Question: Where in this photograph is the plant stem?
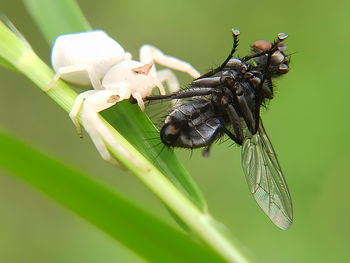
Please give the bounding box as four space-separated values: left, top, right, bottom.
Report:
103 120 250 263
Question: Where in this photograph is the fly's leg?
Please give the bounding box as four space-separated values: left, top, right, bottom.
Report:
236 91 257 134
198 28 240 79
192 73 236 87
202 144 213 158
145 87 214 101
224 76 258 135
225 104 244 145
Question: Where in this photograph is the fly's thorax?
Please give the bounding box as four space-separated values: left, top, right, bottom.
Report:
226 58 250 74
226 58 242 70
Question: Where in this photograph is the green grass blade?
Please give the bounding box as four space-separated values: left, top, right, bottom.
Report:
23 0 207 212
0 129 224 263
0 56 16 70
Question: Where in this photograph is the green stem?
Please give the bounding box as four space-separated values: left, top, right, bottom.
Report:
103 120 250 263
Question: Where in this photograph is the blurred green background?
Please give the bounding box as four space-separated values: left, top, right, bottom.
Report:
1 0 350 262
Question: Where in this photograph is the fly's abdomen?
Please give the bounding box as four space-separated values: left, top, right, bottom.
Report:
160 100 222 148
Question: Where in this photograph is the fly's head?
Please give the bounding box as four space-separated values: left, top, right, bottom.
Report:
252 33 290 78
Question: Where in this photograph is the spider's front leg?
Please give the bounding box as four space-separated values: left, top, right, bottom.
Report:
69 88 147 170
156 69 181 94
69 90 98 137
139 45 200 93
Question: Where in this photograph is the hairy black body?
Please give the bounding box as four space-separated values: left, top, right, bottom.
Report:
148 30 289 152
145 29 293 230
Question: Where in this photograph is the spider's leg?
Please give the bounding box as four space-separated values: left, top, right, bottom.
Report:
45 64 102 92
130 92 145 111
71 88 148 170
139 45 200 78
69 90 98 137
151 69 181 106
156 69 180 93
71 90 123 163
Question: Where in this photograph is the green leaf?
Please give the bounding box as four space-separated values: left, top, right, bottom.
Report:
0 129 224 263
0 56 16 71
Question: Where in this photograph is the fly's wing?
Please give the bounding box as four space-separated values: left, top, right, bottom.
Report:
241 119 293 230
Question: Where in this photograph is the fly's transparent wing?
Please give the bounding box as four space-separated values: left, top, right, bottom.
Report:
241 119 293 230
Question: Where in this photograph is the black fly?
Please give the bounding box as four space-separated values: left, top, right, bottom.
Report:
145 29 293 230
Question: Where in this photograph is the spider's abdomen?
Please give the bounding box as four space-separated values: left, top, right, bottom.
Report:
160 100 222 148
51 30 126 85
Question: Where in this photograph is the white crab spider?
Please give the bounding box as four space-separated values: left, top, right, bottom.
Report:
47 30 200 164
